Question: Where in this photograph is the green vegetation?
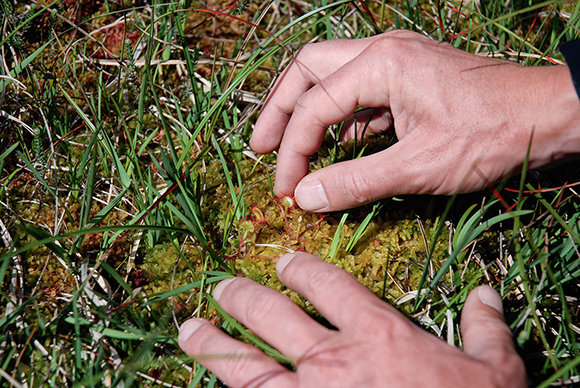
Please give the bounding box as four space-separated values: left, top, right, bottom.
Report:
0 0 579 386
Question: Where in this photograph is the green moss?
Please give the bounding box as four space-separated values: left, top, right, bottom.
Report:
141 241 201 314
226 189 458 317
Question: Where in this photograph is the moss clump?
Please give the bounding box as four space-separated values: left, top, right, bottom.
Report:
228 191 459 317
141 241 201 316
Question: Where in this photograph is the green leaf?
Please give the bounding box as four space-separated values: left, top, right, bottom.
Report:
327 213 348 261
0 41 50 91
64 317 174 342
59 88 131 189
141 275 232 307
345 203 381 253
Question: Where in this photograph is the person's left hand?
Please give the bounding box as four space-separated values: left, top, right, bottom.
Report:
178 252 526 388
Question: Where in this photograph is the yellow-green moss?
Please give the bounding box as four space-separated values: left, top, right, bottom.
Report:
228 191 456 316
141 241 201 315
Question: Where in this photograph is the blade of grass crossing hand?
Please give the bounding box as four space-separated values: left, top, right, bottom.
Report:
206 294 292 365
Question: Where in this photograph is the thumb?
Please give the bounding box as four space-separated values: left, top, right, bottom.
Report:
293 138 430 212
461 286 527 386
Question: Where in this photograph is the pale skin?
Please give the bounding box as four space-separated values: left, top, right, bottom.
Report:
178 30 580 387
252 30 580 212
179 252 527 387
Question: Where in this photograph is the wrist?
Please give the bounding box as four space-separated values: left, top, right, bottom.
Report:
525 65 580 168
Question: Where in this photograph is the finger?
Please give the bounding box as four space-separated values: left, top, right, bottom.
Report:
276 252 396 329
460 286 527 386
293 132 443 212
273 42 393 197
251 37 380 154
212 277 333 360
178 318 296 388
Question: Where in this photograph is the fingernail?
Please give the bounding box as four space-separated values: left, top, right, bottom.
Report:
295 179 329 211
478 286 504 315
179 318 204 343
213 278 236 302
277 253 296 273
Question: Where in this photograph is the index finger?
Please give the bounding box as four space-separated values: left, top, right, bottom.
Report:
273 42 392 196
251 37 379 154
276 252 399 329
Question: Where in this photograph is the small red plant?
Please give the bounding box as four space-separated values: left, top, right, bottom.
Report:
41 285 60 301
246 205 269 240
273 194 298 235
94 22 140 59
129 269 150 288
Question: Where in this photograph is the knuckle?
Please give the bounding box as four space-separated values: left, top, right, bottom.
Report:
296 40 331 59
294 42 318 64
294 93 328 130
364 40 406 84
382 29 428 46
361 306 413 339
384 29 417 39
337 170 376 206
219 352 258 384
490 350 527 388
294 93 310 111
306 265 345 296
243 288 278 327
189 322 219 354
294 42 310 58
371 31 436 74
273 99 293 116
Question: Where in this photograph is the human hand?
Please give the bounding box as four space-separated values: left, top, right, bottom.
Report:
178 252 526 388
251 30 580 212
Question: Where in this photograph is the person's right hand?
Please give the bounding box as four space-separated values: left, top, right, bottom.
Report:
251 30 580 212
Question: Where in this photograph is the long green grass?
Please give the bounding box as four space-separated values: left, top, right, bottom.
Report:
1 0 579 386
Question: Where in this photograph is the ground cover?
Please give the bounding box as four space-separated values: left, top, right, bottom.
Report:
0 0 579 386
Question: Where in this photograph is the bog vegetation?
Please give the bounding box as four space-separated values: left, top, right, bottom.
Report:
0 0 579 386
